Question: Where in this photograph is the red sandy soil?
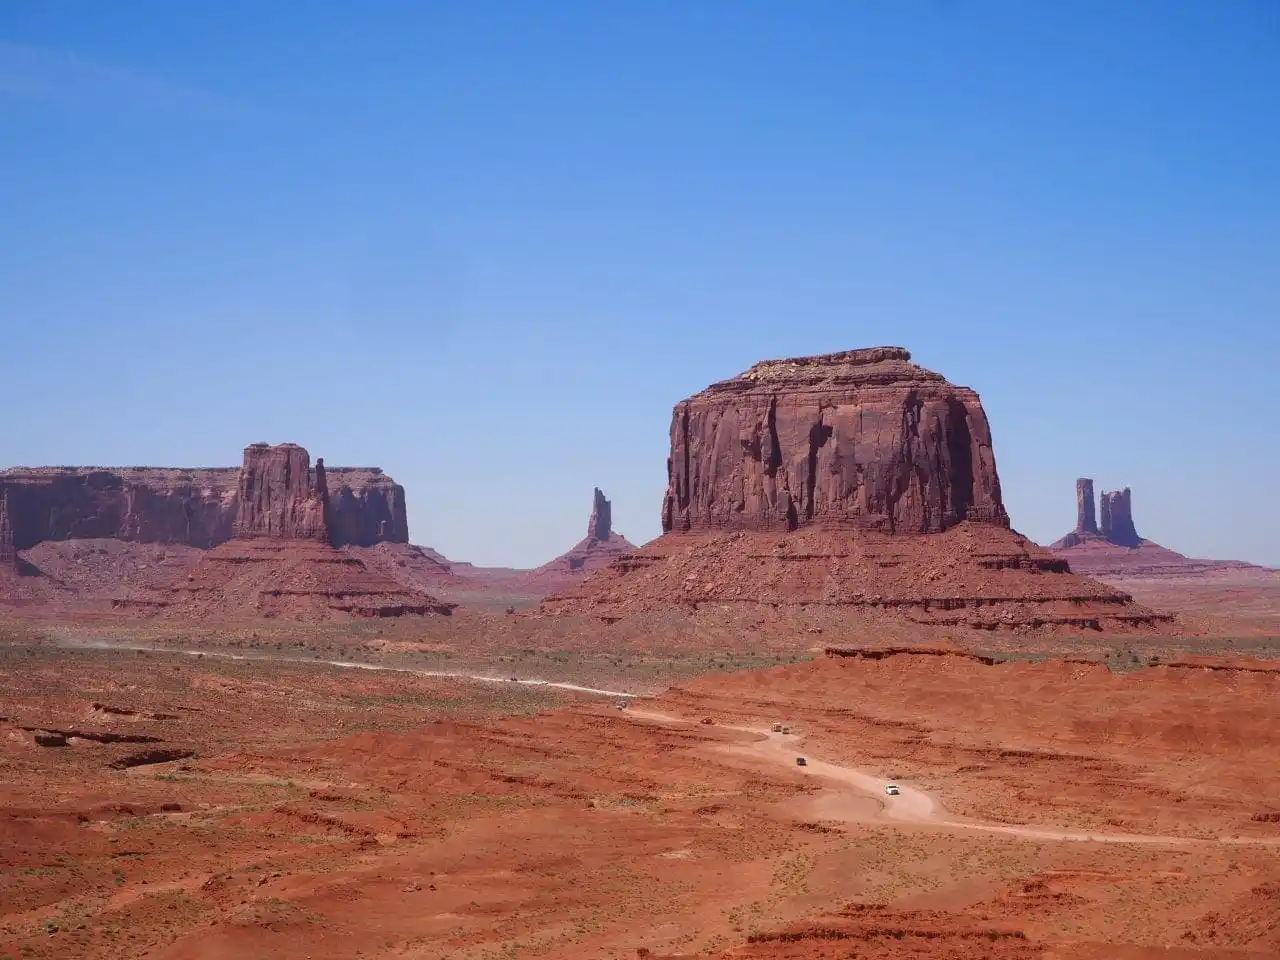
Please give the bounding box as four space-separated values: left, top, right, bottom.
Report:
2 636 1277 959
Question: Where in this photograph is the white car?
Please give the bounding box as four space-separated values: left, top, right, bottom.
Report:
885 783 901 796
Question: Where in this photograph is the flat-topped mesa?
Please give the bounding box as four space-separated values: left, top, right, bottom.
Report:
1100 487 1140 547
0 491 16 571
0 463 408 548
1076 478 1098 535
587 487 612 542
232 443 330 542
662 346 1008 535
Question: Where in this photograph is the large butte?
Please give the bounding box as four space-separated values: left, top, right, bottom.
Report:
543 347 1170 635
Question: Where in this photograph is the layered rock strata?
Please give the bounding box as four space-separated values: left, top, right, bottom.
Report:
0 462 407 550
114 443 451 621
546 348 1170 634
662 347 1008 535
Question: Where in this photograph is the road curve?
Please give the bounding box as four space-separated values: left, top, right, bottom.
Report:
45 640 1280 849
622 707 1280 848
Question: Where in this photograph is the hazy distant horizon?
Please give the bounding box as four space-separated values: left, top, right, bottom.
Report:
3 2 1277 566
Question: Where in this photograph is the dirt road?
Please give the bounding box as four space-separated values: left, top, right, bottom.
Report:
623 707 1279 848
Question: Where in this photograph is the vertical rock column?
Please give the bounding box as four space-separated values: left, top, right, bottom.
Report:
587 487 612 542
1100 487 1140 547
1075 478 1098 535
0 491 16 571
232 443 331 542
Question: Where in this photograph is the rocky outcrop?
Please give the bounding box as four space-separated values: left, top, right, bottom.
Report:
545 348 1171 635
661 347 1008 535
1100 488 1140 547
1049 480 1269 577
587 488 612 543
1076 478 1098 536
527 488 637 584
0 461 408 549
0 490 15 571
102 442 452 621
1052 480 1142 551
233 443 329 541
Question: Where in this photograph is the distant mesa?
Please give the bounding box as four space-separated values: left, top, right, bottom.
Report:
1050 478 1266 578
545 348 1169 635
0 456 406 551
106 442 454 621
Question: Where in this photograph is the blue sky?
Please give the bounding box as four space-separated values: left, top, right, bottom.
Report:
2 1 1278 566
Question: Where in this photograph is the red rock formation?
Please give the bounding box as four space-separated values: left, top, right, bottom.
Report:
0 463 408 550
587 487 611 542
111 443 452 621
1050 480 1267 578
546 348 1170 635
1100 487 1140 547
0 490 16 572
528 488 637 583
118 538 455 621
232 443 329 541
1076 478 1098 536
661 347 1007 535
541 523 1169 633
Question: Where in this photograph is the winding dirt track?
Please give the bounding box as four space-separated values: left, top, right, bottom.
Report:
51 640 1280 849
623 707 1280 848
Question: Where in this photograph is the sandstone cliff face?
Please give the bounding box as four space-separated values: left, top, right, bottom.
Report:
1100 488 1140 547
546 348 1170 635
233 443 329 541
0 463 408 549
112 443 451 621
0 491 15 571
661 347 1007 535
1076 478 1098 535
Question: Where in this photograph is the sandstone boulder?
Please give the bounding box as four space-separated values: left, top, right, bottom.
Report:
661 347 1007 535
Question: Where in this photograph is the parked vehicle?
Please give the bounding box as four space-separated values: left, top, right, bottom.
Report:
795 757 808 767
885 783 901 796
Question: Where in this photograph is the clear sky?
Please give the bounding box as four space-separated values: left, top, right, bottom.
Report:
2 1 1278 567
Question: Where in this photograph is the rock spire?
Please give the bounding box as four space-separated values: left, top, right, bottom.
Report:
1100 487 1140 547
1075 478 1098 535
587 488 612 542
